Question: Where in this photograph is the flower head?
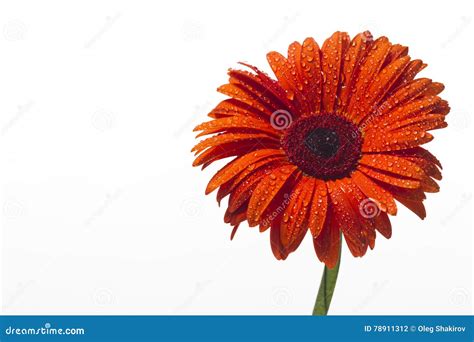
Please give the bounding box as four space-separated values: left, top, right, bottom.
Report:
192 31 449 268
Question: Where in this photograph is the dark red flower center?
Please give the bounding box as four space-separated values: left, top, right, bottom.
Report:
281 114 363 180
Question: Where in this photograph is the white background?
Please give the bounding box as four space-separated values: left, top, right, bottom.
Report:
0 0 472 315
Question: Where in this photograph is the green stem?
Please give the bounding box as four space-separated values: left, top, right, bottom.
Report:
312 240 342 316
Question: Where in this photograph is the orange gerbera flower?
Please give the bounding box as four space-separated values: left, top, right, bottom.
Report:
192 31 449 269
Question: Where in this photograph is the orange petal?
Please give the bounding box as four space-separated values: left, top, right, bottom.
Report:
377 94 448 126
228 171 266 213
313 203 340 269
362 78 433 129
347 37 392 120
329 180 368 257
385 114 447 133
351 170 397 215
217 84 272 115
267 170 305 260
224 204 247 226
259 170 301 232
307 180 328 238
238 62 296 114
266 48 309 114
270 216 287 260
367 180 427 219
339 179 376 252
421 82 445 97
217 157 286 203
386 78 433 108
359 154 426 180
228 161 288 213
383 148 442 179
420 176 440 193
266 51 297 99
391 147 442 168
338 31 373 115
374 211 392 239
383 44 408 67
228 68 292 113
402 157 442 180
389 59 426 92
357 165 420 189
344 178 392 239
286 224 309 255
362 129 434 153
396 197 426 219
205 149 283 194
209 99 266 119
354 56 411 124
192 133 278 154
280 176 315 247
300 37 323 114
372 181 426 201
230 223 240 240
193 140 279 168
287 42 313 115
247 165 298 226
194 116 279 139
321 31 350 113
